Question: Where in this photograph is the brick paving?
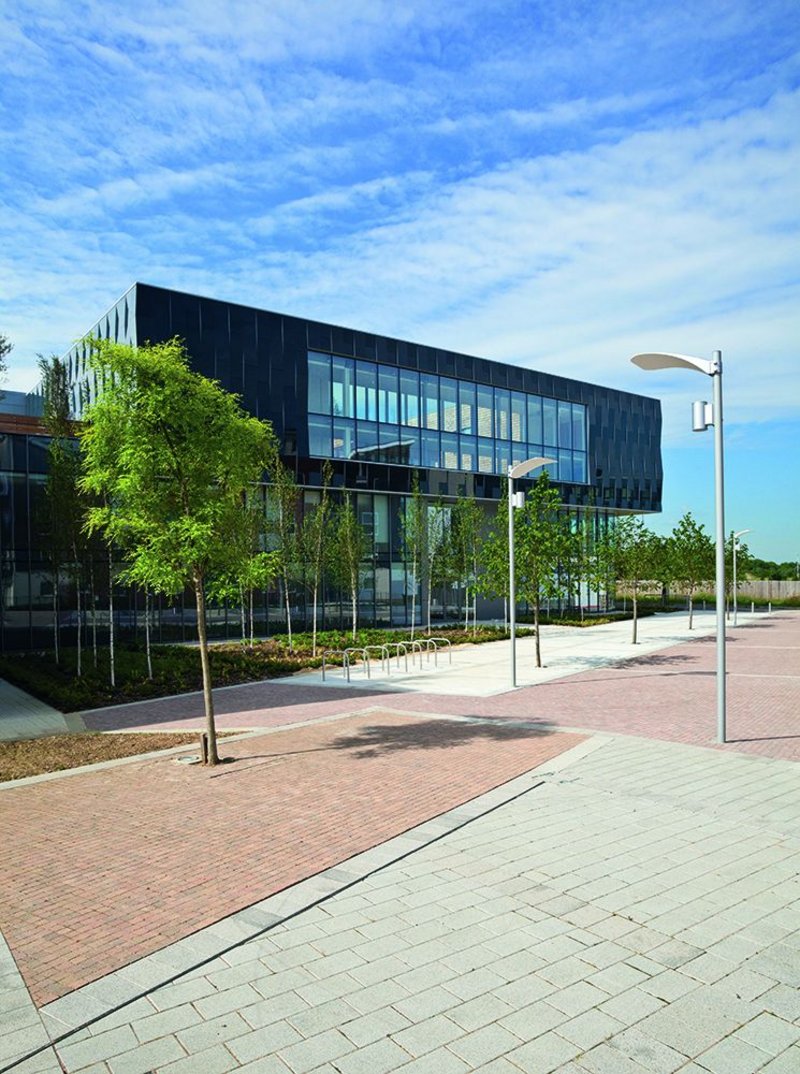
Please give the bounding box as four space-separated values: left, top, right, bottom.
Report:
0 712 581 1007
83 614 800 760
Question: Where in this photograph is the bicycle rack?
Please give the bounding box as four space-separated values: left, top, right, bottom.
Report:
323 637 450 681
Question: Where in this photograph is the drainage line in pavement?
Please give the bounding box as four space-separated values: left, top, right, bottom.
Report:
3 778 546 1074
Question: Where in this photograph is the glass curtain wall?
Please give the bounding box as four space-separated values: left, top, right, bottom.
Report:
307 352 588 482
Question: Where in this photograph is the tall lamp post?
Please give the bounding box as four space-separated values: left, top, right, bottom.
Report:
732 528 751 627
509 456 554 688
630 350 727 744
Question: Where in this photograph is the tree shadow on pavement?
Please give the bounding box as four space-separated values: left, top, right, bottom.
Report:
610 653 697 669
328 718 553 759
208 718 554 774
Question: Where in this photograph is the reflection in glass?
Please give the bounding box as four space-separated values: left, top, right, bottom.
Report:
440 378 458 433
477 386 493 437
400 369 419 427
511 392 526 442
558 401 572 449
460 435 476 471
332 418 355 458
308 416 331 457
421 374 439 430
378 367 398 423
542 398 557 446
441 432 458 469
478 437 494 473
421 429 439 467
494 389 510 441
459 382 475 434
308 352 331 414
356 362 377 421
572 403 586 450
332 357 354 418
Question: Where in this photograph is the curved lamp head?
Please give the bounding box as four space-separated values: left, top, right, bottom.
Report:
631 352 717 376
509 456 555 480
734 528 752 541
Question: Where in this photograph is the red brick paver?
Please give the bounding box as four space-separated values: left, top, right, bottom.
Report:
0 713 581 1006
83 615 800 760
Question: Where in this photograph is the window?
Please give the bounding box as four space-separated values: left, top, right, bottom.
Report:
494 389 510 440
510 392 526 442
572 403 586 451
308 352 331 414
332 357 354 418
332 418 355 458
459 382 476 434
421 429 439 467
420 374 439 430
542 398 557 447
400 369 419 426
477 386 493 437
378 366 398 423
308 416 331 456
440 378 458 433
478 438 494 473
460 435 476 471
558 401 572 448
441 432 458 470
355 361 377 421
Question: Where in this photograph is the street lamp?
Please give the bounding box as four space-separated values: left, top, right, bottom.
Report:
631 350 727 744
732 528 751 627
508 456 554 687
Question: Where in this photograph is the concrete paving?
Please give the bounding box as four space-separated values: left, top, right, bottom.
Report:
10 732 799 1074
283 609 769 695
0 677 81 741
1 609 797 1074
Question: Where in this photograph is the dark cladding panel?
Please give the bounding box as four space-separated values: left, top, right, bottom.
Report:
332 326 355 357
307 321 332 352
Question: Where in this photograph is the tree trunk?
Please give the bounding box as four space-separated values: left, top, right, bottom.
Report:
108 546 115 687
239 584 246 642
351 573 358 642
74 555 82 679
312 581 318 657
632 588 638 644
52 566 60 665
534 597 542 668
145 589 153 680
283 574 293 651
90 558 98 669
249 588 255 648
410 555 417 641
688 593 694 631
194 572 219 765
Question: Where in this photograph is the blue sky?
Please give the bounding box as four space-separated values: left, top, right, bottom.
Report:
1 0 798 561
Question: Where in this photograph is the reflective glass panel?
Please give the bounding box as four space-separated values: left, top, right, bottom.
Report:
399 369 419 426
459 382 476 434
332 418 355 458
421 429 440 467
421 374 439 430
460 435 476 471
378 366 399 423
356 361 377 421
308 352 331 414
542 398 557 446
511 392 526 442
477 386 493 437
356 421 379 457
495 441 511 477
494 389 510 440
441 432 458 470
332 357 354 418
573 451 587 483
478 437 494 473
308 416 331 457
401 427 421 466
440 378 458 433
572 403 586 450
558 449 573 481
558 401 572 448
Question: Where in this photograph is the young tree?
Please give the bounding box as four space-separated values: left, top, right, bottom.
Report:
651 535 677 610
300 460 333 656
478 478 510 629
267 460 301 650
671 512 714 629
515 473 575 667
330 494 367 641
425 500 449 634
39 355 85 671
450 493 484 632
400 472 426 639
80 338 276 766
603 515 657 644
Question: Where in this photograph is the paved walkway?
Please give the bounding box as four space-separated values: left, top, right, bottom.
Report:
81 612 800 761
11 733 800 1074
0 678 77 741
1 611 798 1074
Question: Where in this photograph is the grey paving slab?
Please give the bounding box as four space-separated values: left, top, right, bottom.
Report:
17 731 800 1074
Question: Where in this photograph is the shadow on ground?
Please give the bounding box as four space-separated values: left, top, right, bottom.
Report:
209 718 554 775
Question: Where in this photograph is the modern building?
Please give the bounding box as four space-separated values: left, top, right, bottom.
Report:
0 283 662 650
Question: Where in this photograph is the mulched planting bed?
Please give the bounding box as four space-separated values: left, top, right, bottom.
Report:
0 731 236 782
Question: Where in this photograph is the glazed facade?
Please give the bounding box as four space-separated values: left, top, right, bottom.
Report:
0 283 662 650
